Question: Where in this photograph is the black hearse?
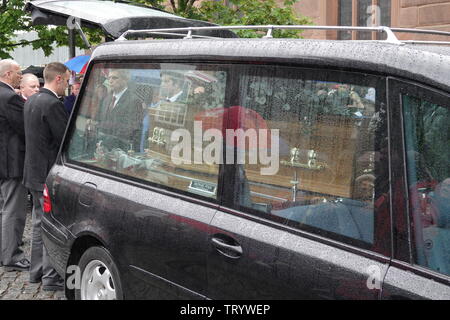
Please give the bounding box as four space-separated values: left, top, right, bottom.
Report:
36 18 450 299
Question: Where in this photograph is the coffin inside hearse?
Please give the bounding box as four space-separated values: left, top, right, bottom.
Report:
245 116 368 202
140 77 377 210
143 104 221 199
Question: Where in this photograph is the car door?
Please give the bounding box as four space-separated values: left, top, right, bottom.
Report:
97 179 218 300
55 166 217 300
381 78 450 299
61 61 232 299
206 64 391 299
208 208 390 299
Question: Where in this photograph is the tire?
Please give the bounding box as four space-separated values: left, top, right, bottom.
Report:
75 246 123 300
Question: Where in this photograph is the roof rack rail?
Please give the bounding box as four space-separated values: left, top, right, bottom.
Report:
116 25 450 45
402 40 450 45
390 28 450 46
116 25 402 43
391 27 450 37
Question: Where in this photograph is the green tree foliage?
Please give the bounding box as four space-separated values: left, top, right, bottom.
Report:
194 0 312 38
167 0 198 17
158 0 311 37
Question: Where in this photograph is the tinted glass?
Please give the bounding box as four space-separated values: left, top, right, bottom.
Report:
231 66 388 249
66 63 226 199
403 94 450 276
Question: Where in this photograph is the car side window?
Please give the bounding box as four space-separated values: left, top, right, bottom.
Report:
231 66 389 251
66 63 227 200
403 93 450 276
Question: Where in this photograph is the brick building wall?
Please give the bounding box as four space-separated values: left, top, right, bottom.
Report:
287 0 339 39
165 0 450 40
287 0 450 40
392 0 450 40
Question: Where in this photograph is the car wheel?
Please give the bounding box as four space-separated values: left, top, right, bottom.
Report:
75 246 123 300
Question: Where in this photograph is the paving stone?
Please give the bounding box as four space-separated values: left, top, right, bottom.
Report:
17 293 36 300
0 279 10 286
1 272 18 279
1 292 20 300
0 212 65 300
35 291 56 300
6 289 22 297
54 291 67 300
16 272 29 280
23 284 41 293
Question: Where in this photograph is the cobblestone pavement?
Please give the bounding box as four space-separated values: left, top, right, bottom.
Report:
0 210 66 300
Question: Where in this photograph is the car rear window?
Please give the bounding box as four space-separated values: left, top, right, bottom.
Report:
65 62 389 252
229 66 388 250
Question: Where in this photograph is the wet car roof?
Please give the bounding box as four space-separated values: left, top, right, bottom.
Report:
404 44 450 57
90 38 450 92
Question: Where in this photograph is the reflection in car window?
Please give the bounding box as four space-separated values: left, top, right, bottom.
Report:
232 67 387 249
403 94 450 276
67 63 227 200
66 62 390 250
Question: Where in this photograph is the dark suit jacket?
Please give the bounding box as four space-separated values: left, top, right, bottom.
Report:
0 81 25 179
63 94 76 116
97 88 143 151
23 88 68 191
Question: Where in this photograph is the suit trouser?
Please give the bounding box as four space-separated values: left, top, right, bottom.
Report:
29 190 62 285
0 178 27 266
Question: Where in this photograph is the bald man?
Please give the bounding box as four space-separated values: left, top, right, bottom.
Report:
20 73 40 101
0 59 30 272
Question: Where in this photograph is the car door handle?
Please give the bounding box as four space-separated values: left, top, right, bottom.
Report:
211 236 243 259
78 182 97 207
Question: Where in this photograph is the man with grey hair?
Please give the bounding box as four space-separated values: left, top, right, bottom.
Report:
20 73 40 101
0 59 30 272
98 68 143 151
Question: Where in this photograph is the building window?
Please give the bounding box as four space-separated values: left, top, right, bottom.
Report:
339 0 391 40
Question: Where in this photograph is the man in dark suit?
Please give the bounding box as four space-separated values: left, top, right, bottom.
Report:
63 78 81 115
23 62 70 291
98 69 143 152
0 59 30 272
139 71 187 152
